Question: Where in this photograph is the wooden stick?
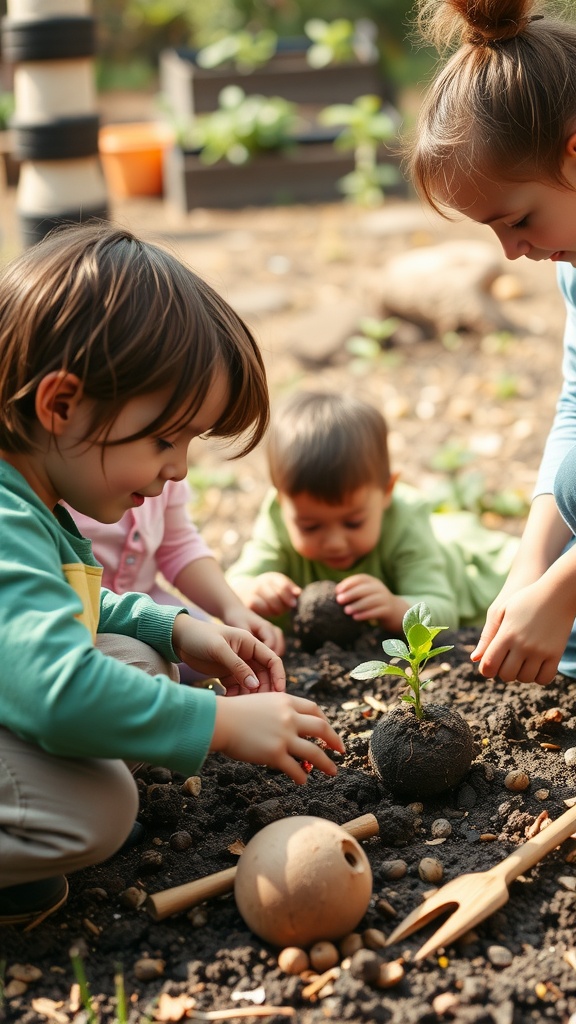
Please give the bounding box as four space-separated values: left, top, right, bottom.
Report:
146 812 378 921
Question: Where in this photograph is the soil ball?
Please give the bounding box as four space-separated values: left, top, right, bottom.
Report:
292 580 364 653
368 704 474 799
234 816 373 948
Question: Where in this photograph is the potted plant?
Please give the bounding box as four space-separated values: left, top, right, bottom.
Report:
163 85 373 211
158 20 388 121
350 602 474 799
0 91 19 189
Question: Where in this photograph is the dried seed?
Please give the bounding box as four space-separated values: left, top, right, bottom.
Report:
169 830 193 852
381 859 407 881
181 776 202 797
504 769 530 791
309 941 339 972
418 857 444 883
133 957 165 981
339 933 364 958
277 947 310 975
375 960 405 988
119 886 147 910
8 964 43 983
362 927 387 950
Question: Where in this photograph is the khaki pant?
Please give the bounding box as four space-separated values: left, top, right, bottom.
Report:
0 635 179 886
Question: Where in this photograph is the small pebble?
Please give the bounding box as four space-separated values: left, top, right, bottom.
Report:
309 941 339 972
433 991 460 1014
558 876 576 892
339 933 364 958
148 767 172 784
119 886 147 910
278 947 310 975
4 980 27 997
407 802 424 814
418 857 444 883
187 907 208 927
169 830 193 852
487 944 514 968
431 818 452 839
535 788 550 800
133 958 165 981
8 964 43 983
362 927 387 950
349 948 381 983
381 859 407 881
565 748 576 767
139 849 164 872
504 769 530 791
181 776 202 796
375 960 405 988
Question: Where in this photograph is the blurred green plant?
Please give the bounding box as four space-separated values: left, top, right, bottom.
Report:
195 28 278 71
318 94 399 205
177 84 298 163
428 442 529 519
0 92 14 131
304 18 358 66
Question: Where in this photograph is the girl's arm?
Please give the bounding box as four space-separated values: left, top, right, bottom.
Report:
173 557 285 654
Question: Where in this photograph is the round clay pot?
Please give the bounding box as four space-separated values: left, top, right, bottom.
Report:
292 579 364 653
234 815 373 947
369 703 474 798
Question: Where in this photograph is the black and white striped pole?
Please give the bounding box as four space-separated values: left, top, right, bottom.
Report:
1 0 108 247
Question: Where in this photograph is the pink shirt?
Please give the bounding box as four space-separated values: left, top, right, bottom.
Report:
67 478 213 598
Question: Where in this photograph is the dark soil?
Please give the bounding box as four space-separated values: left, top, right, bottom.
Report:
4 628 576 1024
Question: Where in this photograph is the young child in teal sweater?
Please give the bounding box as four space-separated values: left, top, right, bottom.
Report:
0 225 343 928
227 390 520 633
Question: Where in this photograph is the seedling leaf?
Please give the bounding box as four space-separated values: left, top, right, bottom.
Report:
350 660 389 680
382 638 410 659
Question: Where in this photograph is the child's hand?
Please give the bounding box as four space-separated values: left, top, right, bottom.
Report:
172 614 285 693
223 606 285 656
471 578 574 684
211 691 345 784
335 574 408 631
238 573 301 619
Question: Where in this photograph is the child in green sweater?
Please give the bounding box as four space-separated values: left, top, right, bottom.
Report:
0 225 343 928
227 390 520 633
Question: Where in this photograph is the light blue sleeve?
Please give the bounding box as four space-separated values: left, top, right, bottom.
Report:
534 263 576 495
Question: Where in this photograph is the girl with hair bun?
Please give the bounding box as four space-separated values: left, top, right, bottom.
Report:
409 0 576 686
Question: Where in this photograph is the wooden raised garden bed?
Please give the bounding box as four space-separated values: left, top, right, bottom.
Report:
159 41 391 120
163 130 405 212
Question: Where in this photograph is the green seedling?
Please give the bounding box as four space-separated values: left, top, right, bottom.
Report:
195 29 278 73
182 85 298 165
350 602 453 720
318 94 400 206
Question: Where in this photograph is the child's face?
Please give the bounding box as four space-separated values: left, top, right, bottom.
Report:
278 485 391 570
442 155 576 266
43 372 230 521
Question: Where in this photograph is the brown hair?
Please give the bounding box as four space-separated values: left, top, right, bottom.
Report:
408 0 576 212
267 390 391 503
0 222 269 456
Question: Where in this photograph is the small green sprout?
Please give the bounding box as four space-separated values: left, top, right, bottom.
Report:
350 602 453 720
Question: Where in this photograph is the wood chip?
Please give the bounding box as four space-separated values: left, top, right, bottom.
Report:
540 743 561 750
480 833 499 841
227 840 245 856
563 949 576 972
362 692 389 713
526 811 549 838
188 1008 296 1020
425 837 447 845
301 967 340 1000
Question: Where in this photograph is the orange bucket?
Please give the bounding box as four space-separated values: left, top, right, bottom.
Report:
99 122 175 198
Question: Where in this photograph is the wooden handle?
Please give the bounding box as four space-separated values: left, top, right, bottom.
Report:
146 812 378 921
499 803 576 886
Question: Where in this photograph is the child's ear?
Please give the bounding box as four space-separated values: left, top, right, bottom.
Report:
35 371 84 436
566 132 576 158
382 471 399 507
